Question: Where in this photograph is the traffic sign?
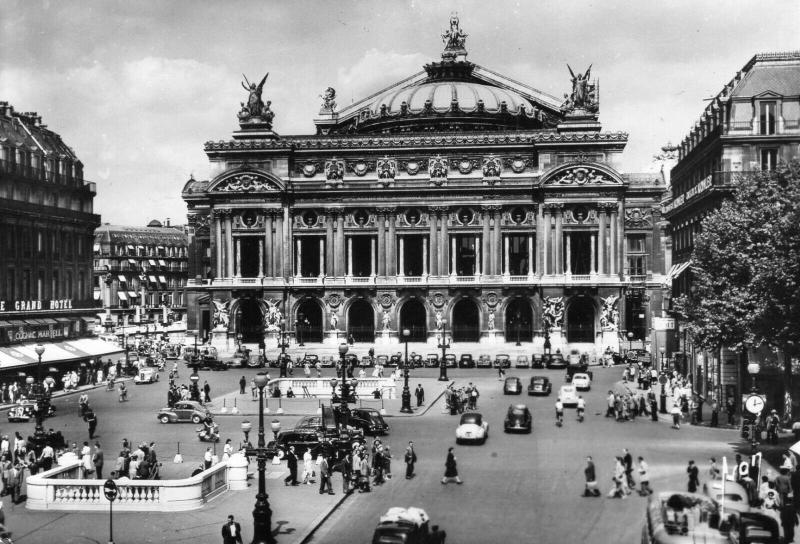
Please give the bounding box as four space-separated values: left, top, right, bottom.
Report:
103 479 118 502
744 394 765 415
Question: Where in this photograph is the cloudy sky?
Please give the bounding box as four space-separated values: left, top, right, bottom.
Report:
2 0 798 225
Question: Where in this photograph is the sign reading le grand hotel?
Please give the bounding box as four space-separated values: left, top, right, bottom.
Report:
182 16 667 356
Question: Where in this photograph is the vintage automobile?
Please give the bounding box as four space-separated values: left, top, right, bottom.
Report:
701 479 751 514
458 354 475 368
294 415 323 431
350 408 390 436
504 404 532 433
229 348 251 368
444 354 457 368
476 354 493 369
410 354 424 368
455 412 489 444
547 351 567 369
134 367 160 384
425 354 440 368
503 376 523 395
344 353 361 368
360 356 373 368
302 354 320 367
320 355 336 368
494 354 511 368
265 429 325 459
515 355 530 368
375 355 389 368
156 400 211 424
558 384 580 407
7 399 56 422
372 507 446 544
642 491 779 544
627 348 652 366
389 354 403 367
528 376 552 396
532 353 545 369
571 373 592 391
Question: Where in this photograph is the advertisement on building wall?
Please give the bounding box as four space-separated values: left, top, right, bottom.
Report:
0 321 74 346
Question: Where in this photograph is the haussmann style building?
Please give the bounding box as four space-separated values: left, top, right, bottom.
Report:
182 17 668 358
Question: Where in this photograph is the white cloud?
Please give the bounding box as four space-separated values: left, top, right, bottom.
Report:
336 48 429 106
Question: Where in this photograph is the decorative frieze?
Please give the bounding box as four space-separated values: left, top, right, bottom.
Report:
624 207 653 228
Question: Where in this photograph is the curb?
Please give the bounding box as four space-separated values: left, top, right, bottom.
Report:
296 488 355 544
0 377 135 412
390 382 451 418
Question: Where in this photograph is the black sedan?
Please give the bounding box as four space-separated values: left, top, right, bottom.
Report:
528 376 552 396
546 352 566 369
425 354 440 368
504 404 532 433
495 354 511 368
458 354 475 368
444 354 457 368
503 376 523 395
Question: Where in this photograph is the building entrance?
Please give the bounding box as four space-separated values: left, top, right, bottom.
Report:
505 298 533 343
399 299 427 341
452 299 480 342
238 298 264 342
348 299 374 342
240 237 260 277
296 300 323 343
566 297 595 343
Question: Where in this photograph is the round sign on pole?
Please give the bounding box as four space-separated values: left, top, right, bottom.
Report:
658 375 667 385
103 479 118 502
744 395 765 415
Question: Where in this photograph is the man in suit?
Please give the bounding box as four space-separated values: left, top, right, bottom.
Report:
284 446 298 486
404 441 417 479
93 442 104 480
221 514 243 544
318 454 334 495
415 385 425 407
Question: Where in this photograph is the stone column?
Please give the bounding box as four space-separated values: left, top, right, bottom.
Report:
503 235 510 275
295 238 302 277
274 213 284 279
234 238 241 277
543 207 551 275
422 237 428 276
440 209 449 277
481 207 491 275
336 213 346 276
617 202 625 278
597 206 607 275
325 212 335 277
527 235 534 277
370 238 376 276
225 213 234 278
554 206 563 275
264 213 273 277
376 211 386 276
258 240 264 277
347 237 353 276
475 236 481 276
319 238 325 277
609 209 618 275
398 237 405 276
590 234 597 274
565 234 571 274
450 236 457 276
535 205 544 276
387 210 397 277
493 208 502 276
428 210 438 276
214 211 223 278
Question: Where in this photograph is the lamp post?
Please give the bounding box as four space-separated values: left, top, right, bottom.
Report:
437 320 450 382
515 310 521 347
659 346 666 372
543 325 551 366
278 319 289 378
237 332 243 352
747 362 761 394
659 345 668 414
31 344 48 449
242 372 275 544
400 329 412 413
190 372 200 403
337 343 352 429
627 331 634 356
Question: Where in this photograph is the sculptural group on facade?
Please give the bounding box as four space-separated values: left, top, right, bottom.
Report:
542 296 564 329
382 310 391 331
435 310 444 330
212 299 231 330
599 295 619 331
330 311 339 331
442 13 468 56
238 72 275 126
265 300 282 331
562 65 599 114
487 311 495 331
319 87 337 113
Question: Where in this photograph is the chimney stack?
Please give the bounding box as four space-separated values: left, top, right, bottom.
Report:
165 218 171 227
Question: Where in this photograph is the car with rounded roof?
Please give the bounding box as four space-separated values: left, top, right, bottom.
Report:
455 412 489 444
134 367 160 384
571 373 592 391
476 354 493 368
494 354 511 368
157 400 211 424
503 376 523 395
372 507 445 544
504 404 532 433
458 354 475 368
558 384 579 407
528 376 552 396
424 354 439 368
515 355 530 368
444 354 457 368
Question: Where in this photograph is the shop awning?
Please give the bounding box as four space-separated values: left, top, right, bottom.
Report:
0 339 125 370
40 318 58 325
117 291 128 301
149 275 157 283
117 275 127 283
158 275 167 284
54 318 72 326
665 260 692 283
80 317 97 326
128 291 139 298
148 260 157 267
158 259 166 267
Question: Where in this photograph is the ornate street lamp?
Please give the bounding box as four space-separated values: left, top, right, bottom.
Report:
438 320 450 382
659 346 666 372
659 345 668 414
400 329 413 413
627 331 634 355
297 312 305 347
243 372 275 544
190 372 200 403
543 325 551 366
337 343 352 429
278 319 289 378
30 344 49 450
747 362 761 393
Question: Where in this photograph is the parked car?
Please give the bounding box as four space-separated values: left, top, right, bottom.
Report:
197 357 228 371
494 354 511 368
531 354 544 368
293 415 323 431
444 354 457 368
375 355 389 368
320 355 336 368
410 354 424 368
504 404 532 433
8 399 56 422
571 373 591 391
547 352 566 369
389 354 403 367
134 367 160 384
361 356 374 368
345 353 361 367
528 376 552 396
515 355 530 368
476 354 493 368
503 376 523 395
558 384 579 407
372 507 446 544
702 479 751 514
455 412 489 444
302 354 320 367
350 408 390 435
265 429 325 459
458 354 475 368
156 400 211 424
626 348 651 366
229 348 251 368
425 354 440 368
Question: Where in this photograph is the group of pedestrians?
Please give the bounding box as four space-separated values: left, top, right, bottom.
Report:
112 438 158 480
445 383 479 414
582 449 652 499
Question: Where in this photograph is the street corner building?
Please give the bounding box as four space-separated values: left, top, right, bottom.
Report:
181 16 669 358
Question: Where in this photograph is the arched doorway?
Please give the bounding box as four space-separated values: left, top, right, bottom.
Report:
296 300 323 344
238 298 264 342
452 299 480 342
348 300 374 343
505 298 533 343
566 297 595 343
399 299 427 341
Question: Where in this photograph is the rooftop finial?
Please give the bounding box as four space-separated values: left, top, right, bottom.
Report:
441 13 468 62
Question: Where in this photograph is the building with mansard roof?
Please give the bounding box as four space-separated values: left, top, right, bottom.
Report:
182 17 668 358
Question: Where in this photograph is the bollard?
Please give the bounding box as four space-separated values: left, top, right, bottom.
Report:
220 398 228 414
173 441 183 464
316 399 322 415
276 397 284 415
231 397 240 414
265 397 270 414
380 397 387 416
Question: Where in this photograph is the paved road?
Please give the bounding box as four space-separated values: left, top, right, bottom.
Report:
309 366 747 544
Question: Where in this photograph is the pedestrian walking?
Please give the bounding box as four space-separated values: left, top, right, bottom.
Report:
284 446 298 486
405 441 417 479
638 457 652 496
7 462 22 504
221 514 243 544
710 398 719 427
415 384 425 407
726 397 736 426
441 447 462 484
239 376 246 394
780 503 798 543
223 439 233 461
671 403 681 429
81 441 94 477
583 456 600 497
606 391 615 418
358 453 371 493
709 457 720 480
648 390 658 422
302 450 314 485
623 448 635 489
93 442 104 480
687 460 699 493
203 381 211 403
318 454 334 495
204 447 213 470
84 409 98 439
383 446 392 479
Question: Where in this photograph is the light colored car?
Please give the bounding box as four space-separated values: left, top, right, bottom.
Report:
515 355 530 368
156 400 211 424
702 478 751 514
558 384 579 407
134 367 160 384
571 373 591 391
455 412 489 444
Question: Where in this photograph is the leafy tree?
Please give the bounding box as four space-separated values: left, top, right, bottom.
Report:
674 160 800 420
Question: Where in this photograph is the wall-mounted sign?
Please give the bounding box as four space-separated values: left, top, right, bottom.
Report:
653 317 676 330
0 321 75 346
0 299 74 312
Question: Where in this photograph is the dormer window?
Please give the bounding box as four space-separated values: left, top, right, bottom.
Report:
759 101 776 135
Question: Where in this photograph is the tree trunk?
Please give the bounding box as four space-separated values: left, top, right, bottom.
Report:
783 347 793 424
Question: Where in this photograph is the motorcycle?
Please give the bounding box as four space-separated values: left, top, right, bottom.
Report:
106 377 116 391
0 524 13 544
118 385 128 403
197 423 220 442
577 408 584 423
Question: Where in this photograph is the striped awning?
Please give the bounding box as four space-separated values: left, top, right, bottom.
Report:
117 275 127 283
158 275 167 284
117 291 128 301
665 260 692 283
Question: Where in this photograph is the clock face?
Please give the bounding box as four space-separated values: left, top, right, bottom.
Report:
745 395 764 414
